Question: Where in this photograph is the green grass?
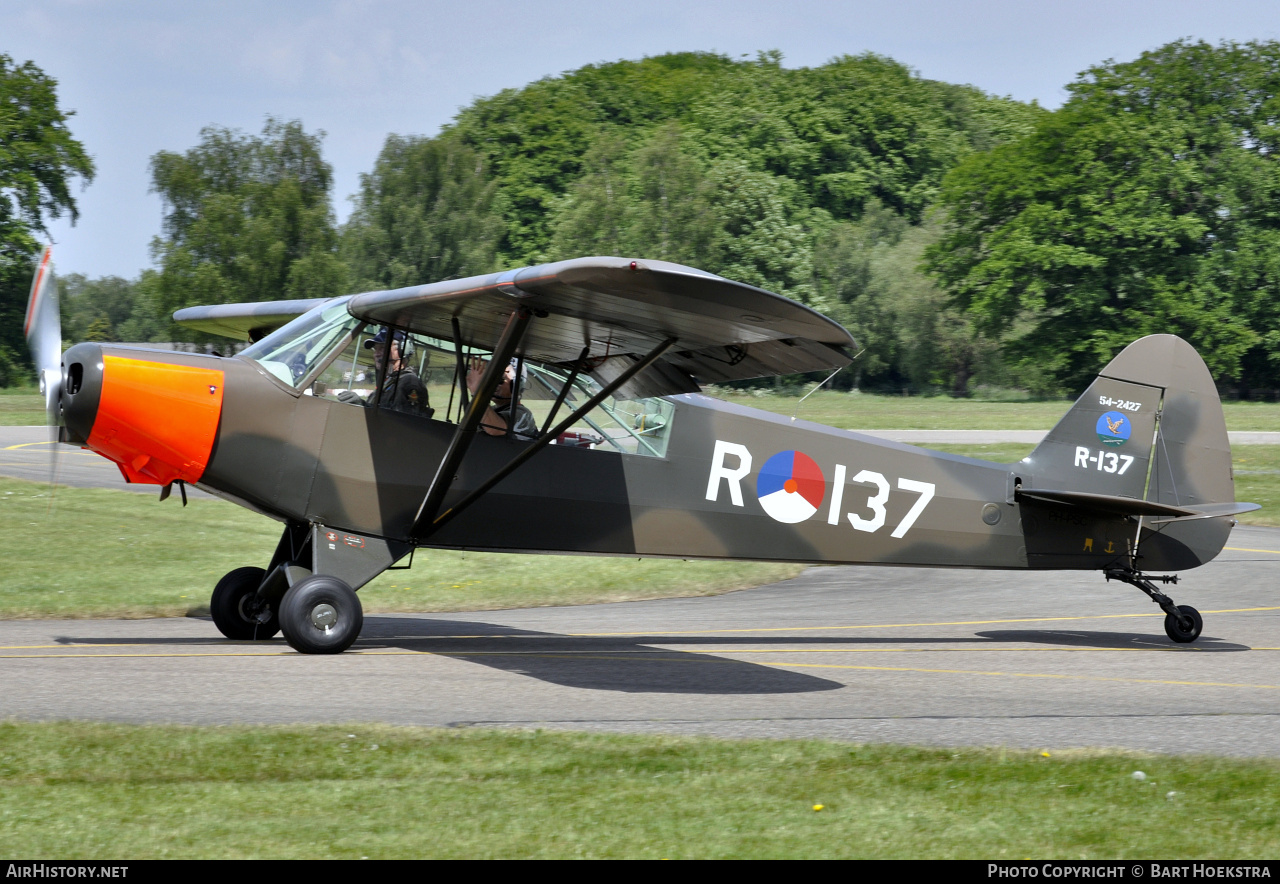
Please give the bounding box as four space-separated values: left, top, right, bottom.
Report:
710 387 1280 432
0 388 46 426
0 722 1277 858
0 476 801 619
10 383 1280 429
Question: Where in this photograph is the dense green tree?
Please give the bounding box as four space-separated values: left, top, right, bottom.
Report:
548 125 720 268
811 201 906 386
809 203 1005 395
928 40 1280 392
546 132 632 258
876 218 1002 396
149 119 347 341
344 134 503 291
443 51 1033 267
453 52 739 261
0 55 94 385
346 50 1041 392
59 272 165 344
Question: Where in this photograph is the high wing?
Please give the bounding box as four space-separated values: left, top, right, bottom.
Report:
346 257 857 398
173 298 331 342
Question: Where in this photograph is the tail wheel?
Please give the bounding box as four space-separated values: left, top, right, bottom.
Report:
279 574 363 654
1164 605 1203 643
210 566 278 640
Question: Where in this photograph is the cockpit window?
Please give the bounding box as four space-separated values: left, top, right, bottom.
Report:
523 366 675 457
240 299 675 454
240 299 359 387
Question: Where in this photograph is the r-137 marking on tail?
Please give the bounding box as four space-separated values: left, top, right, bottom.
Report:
1075 446 1135 474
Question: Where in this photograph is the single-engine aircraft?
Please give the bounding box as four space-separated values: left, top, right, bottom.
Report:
23 249 1260 653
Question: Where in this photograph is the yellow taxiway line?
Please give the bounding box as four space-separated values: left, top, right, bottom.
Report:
561 607 1280 637
7 647 1280 693
763 661 1280 691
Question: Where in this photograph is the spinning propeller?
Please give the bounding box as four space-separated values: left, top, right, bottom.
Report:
22 246 64 496
23 246 61 426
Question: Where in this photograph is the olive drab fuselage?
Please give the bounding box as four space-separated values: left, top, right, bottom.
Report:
58 334 1236 591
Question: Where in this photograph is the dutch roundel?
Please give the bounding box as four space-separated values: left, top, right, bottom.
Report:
756 450 826 523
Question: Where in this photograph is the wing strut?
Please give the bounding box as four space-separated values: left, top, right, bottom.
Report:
450 315 470 417
540 345 590 435
418 336 677 540
412 308 533 533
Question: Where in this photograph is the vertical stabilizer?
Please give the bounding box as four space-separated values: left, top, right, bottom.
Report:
1102 336 1234 509
1023 335 1233 507
1021 345 1162 501
1020 335 1237 571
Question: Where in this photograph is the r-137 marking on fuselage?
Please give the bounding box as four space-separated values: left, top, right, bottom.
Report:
1074 446 1135 474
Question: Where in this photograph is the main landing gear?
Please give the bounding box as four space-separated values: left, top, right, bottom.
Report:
209 567 363 654
277 574 363 655
1104 568 1203 643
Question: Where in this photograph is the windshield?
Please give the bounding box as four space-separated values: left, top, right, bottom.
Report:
240 298 360 386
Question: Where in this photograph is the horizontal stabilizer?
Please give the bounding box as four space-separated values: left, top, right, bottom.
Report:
1018 488 1260 522
1017 488 1197 518
1147 501 1262 523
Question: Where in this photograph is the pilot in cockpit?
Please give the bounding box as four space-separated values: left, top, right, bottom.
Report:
343 328 432 418
466 357 538 440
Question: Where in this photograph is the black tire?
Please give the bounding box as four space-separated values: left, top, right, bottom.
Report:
1164 604 1203 643
210 566 279 640
279 574 363 654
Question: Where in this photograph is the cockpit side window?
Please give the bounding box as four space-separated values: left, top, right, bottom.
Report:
425 347 675 456
523 365 676 458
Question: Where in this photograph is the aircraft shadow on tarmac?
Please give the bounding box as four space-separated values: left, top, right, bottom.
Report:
358 617 847 695
54 618 1247 696
974 629 1249 651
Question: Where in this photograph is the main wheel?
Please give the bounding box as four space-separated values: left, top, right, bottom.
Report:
279 574 363 654
210 566 279 640
1164 605 1203 643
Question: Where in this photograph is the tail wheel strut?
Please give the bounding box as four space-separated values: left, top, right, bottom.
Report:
1104 568 1203 644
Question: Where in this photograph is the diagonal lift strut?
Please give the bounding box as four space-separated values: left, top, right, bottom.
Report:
411 307 532 535
417 336 677 540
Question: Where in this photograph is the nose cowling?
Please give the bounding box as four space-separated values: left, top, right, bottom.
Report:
60 343 103 445
60 343 226 486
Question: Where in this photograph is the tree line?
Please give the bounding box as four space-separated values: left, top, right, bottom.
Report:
3 42 1279 397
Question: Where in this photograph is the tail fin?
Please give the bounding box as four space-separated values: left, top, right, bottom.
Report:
1024 335 1233 506
1019 335 1246 570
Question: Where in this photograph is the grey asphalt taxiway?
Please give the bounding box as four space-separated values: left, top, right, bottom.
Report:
3 426 1280 755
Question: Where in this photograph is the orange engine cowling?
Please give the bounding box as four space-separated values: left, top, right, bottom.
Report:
84 354 225 486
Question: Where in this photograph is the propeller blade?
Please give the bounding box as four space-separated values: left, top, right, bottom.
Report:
23 246 62 426
22 246 63 510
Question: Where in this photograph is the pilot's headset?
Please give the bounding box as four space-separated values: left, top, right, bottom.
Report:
364 327 414 366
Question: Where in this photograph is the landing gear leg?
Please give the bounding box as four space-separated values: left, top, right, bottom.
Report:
1104 568 1203 643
